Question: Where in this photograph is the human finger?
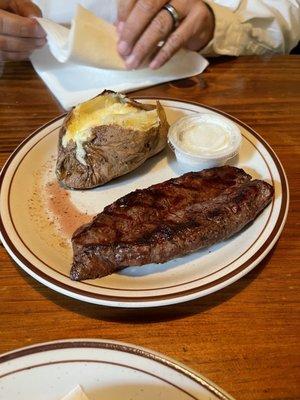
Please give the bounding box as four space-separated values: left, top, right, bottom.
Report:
118 0 167 57
0 49 32 60
0 9 45 38
185 1 215 51
149 1 213 69
125 7 177 69
0 34 45 52
117 0 136 23
0 1 10 9
12 0 45 37
149 15 193 69
116 0 136 35
12 0 43 18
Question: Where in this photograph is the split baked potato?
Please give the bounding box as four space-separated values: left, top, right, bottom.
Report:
56 91 169 189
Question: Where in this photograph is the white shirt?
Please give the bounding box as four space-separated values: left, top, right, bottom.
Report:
33 0 300 55
203 0 300 55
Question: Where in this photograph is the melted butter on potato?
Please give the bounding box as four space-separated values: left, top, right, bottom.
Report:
62 92 160 165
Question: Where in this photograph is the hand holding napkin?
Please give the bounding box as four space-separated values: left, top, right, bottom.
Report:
31 5 209 109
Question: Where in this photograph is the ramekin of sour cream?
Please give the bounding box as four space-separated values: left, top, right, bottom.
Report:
168 113 242 169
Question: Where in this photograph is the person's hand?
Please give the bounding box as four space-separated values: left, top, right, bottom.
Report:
116 0 214 69
0 0 45 61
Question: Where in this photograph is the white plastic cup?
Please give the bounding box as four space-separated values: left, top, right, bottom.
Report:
168 113 242 170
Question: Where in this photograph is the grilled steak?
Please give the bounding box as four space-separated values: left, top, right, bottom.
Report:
70 166 274 281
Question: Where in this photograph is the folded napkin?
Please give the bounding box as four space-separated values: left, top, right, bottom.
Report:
60 385 90 400
31 5 209 109
36 5 124 69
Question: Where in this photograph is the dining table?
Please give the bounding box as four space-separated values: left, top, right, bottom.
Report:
0 54 299 400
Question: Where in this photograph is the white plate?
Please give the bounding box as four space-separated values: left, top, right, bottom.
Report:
0 98 289 308
0 339 234 399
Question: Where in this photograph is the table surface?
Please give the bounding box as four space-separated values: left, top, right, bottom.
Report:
0 55 299 400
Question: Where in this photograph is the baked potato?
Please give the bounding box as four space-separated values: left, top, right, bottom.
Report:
56 91 169 189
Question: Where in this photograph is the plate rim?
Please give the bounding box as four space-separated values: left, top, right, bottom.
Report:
0 338 234 400
0 97 289 307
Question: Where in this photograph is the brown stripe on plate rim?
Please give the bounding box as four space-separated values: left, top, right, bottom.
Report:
0 99 288 304
0 340 232 400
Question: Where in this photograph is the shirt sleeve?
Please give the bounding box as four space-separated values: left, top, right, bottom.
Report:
201 0 300 56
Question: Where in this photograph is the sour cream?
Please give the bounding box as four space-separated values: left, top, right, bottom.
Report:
178 122 231 155
168 114 242 169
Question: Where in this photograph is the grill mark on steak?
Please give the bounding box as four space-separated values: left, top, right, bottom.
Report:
70 166 273 281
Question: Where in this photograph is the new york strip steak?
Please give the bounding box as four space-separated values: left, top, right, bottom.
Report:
70 166 274 281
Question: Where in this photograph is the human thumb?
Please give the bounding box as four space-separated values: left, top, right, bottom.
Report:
12 0 45 37
13 0 43 18
0 1 11 9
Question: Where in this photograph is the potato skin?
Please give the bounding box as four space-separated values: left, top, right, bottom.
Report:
56 95 169 189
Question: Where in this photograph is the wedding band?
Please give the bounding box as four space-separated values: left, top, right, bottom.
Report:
162 3 181 29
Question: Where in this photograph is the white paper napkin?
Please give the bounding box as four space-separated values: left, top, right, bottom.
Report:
60 385 90 400
31 5 209 109
36 5 125 70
